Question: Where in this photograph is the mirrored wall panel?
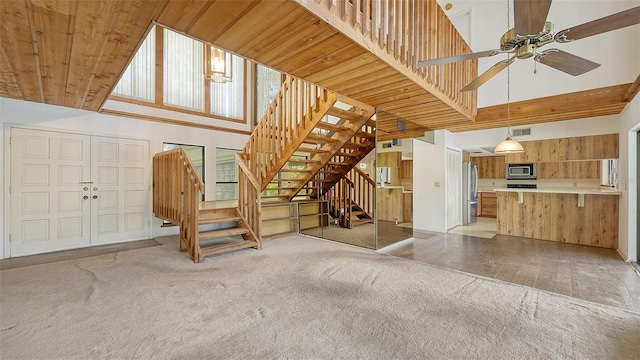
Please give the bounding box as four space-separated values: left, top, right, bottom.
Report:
299 107 376 249
375 110 414 249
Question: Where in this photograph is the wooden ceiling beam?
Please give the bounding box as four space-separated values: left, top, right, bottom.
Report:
446 84 630 132
622 74 640 102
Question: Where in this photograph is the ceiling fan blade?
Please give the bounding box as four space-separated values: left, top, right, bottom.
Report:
555 6 640 42
534 49 600 76
514 0 552 36
417 50 501 68
461 57 515 92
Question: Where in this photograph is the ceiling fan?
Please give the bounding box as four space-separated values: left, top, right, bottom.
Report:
417 1 640 92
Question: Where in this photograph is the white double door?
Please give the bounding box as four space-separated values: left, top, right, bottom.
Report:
10 128 150 256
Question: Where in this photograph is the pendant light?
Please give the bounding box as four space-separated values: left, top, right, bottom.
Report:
204 45 233 83
494 0 524 155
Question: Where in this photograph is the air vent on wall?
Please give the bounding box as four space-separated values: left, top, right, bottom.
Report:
382 142 392 149
512 128 531 137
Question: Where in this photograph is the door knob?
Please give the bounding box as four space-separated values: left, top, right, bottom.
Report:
93 187 98 191
83 187 89 191
92 195 98 199
83 195 89 200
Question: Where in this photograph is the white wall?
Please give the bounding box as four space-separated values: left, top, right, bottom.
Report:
618 96 640 262
452 115 619 151
1 98 249 258
413 132 448 233
438 0 640 107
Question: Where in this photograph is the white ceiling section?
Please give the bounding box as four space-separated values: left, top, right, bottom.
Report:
438 0 640 107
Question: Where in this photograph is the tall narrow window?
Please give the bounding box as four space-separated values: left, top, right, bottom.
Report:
163 29 204 111
255 64 283 123
210 54 245 120
216 148 241 200
112 26 155 101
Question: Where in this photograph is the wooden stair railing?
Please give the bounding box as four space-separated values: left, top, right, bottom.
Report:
324 167 375 229
236 153 262 248
153 148 204 261
242 75 338 191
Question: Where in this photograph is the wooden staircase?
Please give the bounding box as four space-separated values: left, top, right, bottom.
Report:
195 202 260 261
153 149 261 263
240 74 375 203
324 167 375 229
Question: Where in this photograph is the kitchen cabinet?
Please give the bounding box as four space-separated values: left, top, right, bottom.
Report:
478 192 497 218
472 156 505 179
496 190 619 249
505 133 618 163
400 160 413 180
378 152 401 167
557 134 618 161
536 160 600 179
403 192 413 223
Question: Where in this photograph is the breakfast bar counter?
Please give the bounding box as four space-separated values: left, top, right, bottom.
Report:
495 188 620 249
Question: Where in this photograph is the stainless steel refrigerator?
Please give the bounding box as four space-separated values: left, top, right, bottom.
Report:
462 161 478 225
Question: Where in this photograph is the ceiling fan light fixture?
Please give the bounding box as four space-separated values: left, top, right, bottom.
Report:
494 135 525 154
494 0 524 156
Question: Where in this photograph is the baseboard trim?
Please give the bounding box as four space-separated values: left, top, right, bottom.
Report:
377 237 414 253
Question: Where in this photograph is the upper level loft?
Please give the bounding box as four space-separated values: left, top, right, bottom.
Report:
0 0 477 136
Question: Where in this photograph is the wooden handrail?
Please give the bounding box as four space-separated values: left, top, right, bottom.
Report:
352 165 375 186
153 148 204 259
235 153 262 245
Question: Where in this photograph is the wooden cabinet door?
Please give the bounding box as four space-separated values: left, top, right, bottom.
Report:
494 156 506 179
573 160 600 179
479 192 497 218
378 152 401 167
537 162 573 179
400 160 413 179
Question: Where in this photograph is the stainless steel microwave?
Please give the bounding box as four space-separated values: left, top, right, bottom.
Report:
506 163 537 179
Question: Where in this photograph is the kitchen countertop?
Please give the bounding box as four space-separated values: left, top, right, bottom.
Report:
494 188 621 196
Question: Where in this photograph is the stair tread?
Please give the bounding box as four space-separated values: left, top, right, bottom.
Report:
351 219 373 226
354 132 375 139
199 227 250 240
306 134 340 143
200 240 258 257
315 121 349 132
327 107 362 121
287 158 320 164
295 148 330 154
199 216 241 225
278 168 312 172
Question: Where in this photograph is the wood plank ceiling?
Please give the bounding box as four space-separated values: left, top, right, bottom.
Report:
0 0 636 134
0 0 169 111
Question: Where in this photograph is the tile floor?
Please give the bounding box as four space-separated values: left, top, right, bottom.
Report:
383 231 640 312
447 217 497 239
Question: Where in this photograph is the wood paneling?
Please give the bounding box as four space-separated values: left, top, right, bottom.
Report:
479 192 497 218
400 160 413 180
506 134 619 163
447 85 630 132
472 156 505 179
378 152 402 167
496 192 619 249
1 0 169 110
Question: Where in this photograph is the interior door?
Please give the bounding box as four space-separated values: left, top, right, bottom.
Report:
10 128 150 256
446 148 462 230
10 128 92 256
91 136 150 244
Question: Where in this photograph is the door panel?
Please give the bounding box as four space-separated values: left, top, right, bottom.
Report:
91 136 149 244
10 128 150 256
11 128 91 256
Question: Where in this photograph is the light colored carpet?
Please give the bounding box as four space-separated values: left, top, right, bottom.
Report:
1 235 639 359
